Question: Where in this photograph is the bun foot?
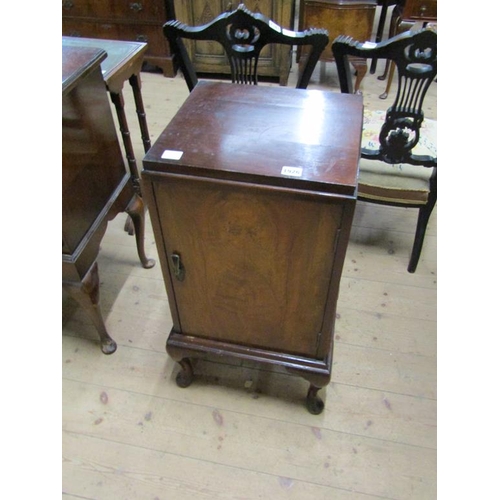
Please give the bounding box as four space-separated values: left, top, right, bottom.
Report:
101 339 118 355
175 359 194 388
306 385 325 415
142 257 156 269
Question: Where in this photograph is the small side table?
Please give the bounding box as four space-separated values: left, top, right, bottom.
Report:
62 37 151 195
62 43 155 354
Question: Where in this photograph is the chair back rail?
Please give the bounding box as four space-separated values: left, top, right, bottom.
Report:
164 3 329 91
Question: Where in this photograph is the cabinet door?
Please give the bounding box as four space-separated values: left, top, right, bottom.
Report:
153 175 345 358
177 0 279 28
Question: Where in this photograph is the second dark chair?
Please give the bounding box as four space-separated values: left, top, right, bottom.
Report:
332 28 437 273
164 3 329 91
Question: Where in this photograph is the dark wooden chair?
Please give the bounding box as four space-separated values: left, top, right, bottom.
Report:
163 3 329 91
332 28 437 273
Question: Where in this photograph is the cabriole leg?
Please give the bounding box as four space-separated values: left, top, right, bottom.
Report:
125 194 155 269
176 358 194 388
63 261 117 355
306 385 325 415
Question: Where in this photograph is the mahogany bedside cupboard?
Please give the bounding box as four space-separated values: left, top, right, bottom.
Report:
141 81 363 414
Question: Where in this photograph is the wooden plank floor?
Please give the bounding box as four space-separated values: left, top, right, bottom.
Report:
62 52 437 499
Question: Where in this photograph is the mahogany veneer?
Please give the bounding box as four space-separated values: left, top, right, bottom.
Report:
141 81 363 413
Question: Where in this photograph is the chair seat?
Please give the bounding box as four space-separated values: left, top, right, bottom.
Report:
358 109 437 205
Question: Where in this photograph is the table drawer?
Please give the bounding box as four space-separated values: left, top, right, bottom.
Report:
402 0 437 21
62 0 166 22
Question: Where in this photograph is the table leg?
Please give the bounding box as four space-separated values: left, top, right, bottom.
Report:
129 73 151 153
125 193 156 269
63 261 117 355
352 58 368 94
110 90 142 236
379 59 396 99
110 91 141 194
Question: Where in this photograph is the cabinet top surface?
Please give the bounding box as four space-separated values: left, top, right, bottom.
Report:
143 82 363 196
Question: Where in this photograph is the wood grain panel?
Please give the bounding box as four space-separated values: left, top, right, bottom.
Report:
154 175 343 356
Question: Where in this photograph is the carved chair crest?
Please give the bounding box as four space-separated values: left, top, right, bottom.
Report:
333 28 437 166
164 3 328 90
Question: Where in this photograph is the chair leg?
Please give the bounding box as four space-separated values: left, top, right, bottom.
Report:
408 201 436 273
379 60 396 99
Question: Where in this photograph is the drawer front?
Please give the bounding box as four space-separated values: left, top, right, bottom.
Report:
62 20 170 57
403 0 437 21
62 0 166 22
302 2 376 61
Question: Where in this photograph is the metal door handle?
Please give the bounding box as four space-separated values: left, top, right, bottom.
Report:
171 253 185 281
130 2 143 12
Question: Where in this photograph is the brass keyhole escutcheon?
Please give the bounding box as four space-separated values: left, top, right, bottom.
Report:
171 253 185 281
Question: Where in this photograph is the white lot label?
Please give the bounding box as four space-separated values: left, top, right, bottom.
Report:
281 166 303 177
161 149 184 160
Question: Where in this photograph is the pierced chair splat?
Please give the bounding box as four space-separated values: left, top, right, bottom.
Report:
164 3 329 91
332 28 437 272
